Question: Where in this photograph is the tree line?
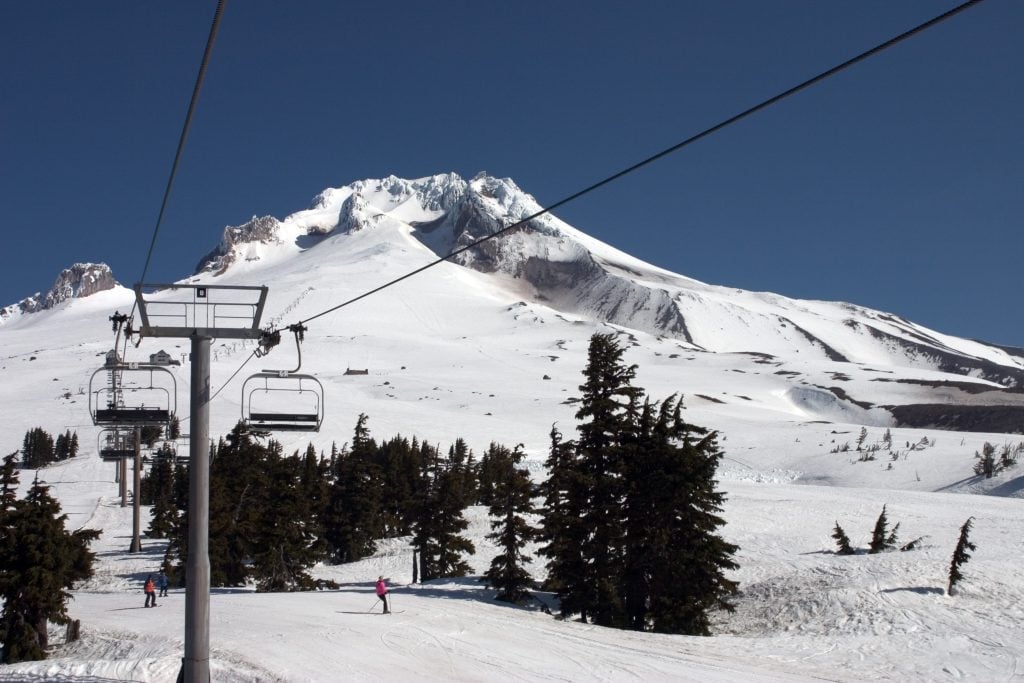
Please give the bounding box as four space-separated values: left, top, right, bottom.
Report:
143 333 739 635
2 332 741 664
20 428 79 469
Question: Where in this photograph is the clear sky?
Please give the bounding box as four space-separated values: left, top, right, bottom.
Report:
2 1 1021 344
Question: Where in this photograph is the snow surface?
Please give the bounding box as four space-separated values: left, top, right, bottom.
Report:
2 173 1024 681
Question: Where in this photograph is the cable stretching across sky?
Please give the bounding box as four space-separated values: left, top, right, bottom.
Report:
155 0 982 399
283 0 984 333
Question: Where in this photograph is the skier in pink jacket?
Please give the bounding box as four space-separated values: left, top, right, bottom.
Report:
375 576 390 614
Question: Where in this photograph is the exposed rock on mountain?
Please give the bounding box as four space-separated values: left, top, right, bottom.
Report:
0 263 117 321
195 215 284 274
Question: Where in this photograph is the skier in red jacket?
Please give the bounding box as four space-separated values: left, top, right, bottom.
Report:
144 575 157 608
375 576 390 614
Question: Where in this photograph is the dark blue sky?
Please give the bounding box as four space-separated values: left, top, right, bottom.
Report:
2 1 1021 344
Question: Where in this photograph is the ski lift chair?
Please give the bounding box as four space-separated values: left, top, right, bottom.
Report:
97 429 135 462
89 363 177 427
241 371 325 432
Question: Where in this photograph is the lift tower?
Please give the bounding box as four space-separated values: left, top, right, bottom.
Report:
133 283 268 683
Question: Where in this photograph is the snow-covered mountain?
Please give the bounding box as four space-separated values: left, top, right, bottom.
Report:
0 262 117 322
183 171 1024 433
4 173 1024 682
6 173 1024 440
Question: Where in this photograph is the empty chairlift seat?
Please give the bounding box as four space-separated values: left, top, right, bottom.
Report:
242 372 324 432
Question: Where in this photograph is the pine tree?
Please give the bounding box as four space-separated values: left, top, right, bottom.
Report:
204 426 266 586
541 338 740 634
144 447 177 538
249 448 323 592
324 414 383 563
21 428 55 469
375 435 420 536
447 438 475 509
482 444 537 603
974 442 996 478
297 443 329 560
855 427 868 451
947 517 976 595
412 443 475 581
140 425 163 449
641 399 738 635
54 432 69 461
0 478 99 663
832 522 855 555
167 415 181 441
537 425 588 619
573 333 641 626
163 460 190 585
869 505 894 554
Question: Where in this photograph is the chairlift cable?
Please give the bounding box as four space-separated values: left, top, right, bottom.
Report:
208 350 260 403
204 0 984 411
127 0 227 322
274 0 984 332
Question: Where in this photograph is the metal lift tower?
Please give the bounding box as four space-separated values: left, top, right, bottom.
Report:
133 283 268 683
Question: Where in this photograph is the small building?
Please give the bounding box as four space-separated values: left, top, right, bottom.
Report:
149 350 180 366
344 368 369 376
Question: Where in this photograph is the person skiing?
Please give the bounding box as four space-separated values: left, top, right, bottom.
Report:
156 571 169 597
375 575 390 614
144 574 157 608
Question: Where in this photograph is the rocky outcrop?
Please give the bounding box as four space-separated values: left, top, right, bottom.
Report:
195 215 283 274
1 263 117 320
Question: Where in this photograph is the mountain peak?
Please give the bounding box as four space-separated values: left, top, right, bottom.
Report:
1 262 118 321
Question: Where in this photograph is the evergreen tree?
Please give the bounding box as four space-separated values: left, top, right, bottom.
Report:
541 335 740 635
140 425 163 449
855 427 868 451
0 478 99 663
476 442 503 507
974 442 996 478
446 438 475 509
167 416 181 441
208 428 269 586
538 425 588 619
0 453 21 657
297 443 329 560
54 432 69 461
868 505 900 554
162 461 190 585
375 435 421 536
482 444 536 603
413 443 475 581
249 448 323 591
573 333 641 626
832 522 855 555
69 431 79 458
143 447 177 538
21 428 55 469
948 517 976 595
324 414 383 563
640 399 738 635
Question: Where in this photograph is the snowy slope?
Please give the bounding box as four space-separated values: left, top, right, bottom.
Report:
1 449 1022 682
2 172 1024 681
